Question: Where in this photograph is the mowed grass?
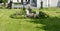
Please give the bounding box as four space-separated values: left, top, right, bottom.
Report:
0 8 60 31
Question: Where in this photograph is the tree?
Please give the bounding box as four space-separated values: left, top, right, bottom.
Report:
0 0 3 3
2 0 7 7
40 0 43 9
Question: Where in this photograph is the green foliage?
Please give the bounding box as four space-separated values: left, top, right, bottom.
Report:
10 14 25 19
0 0 3 3
2 0 7 7
10 10 26 19
39 11 49 18
2 0 7 3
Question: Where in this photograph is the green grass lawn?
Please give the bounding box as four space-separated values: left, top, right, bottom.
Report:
0 8 60 31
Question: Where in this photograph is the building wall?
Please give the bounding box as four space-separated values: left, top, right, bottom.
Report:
30 0 37 7
37 0 40 8
8 0 60 8
37 0 59 8
11 0 29 3
57 0 60 7
37 0 48 8
42 0 48 7
50 0 58 7
14 0 22 2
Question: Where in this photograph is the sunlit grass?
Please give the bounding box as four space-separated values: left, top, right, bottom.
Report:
0 8 60 31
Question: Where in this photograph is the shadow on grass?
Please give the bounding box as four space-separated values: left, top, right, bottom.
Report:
29 17 60 31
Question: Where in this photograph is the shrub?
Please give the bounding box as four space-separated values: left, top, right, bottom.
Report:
10 14 25 19
10 10 26 19
39 11 49 18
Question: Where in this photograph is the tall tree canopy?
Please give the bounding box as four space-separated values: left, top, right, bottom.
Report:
2 0 7 7
0 0 3 3
2 0 7 3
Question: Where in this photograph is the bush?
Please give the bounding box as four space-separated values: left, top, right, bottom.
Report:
10 14 25 19
39 11 49 18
